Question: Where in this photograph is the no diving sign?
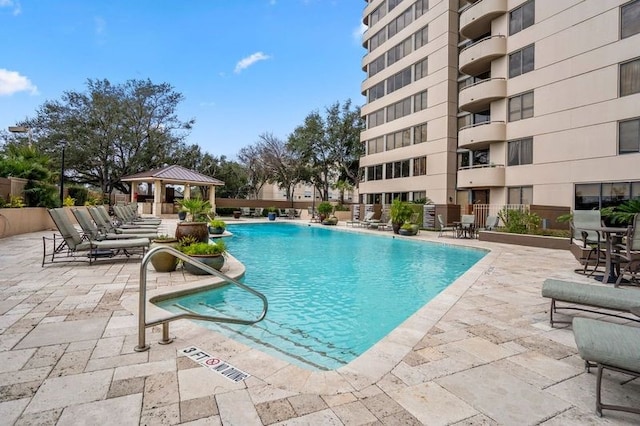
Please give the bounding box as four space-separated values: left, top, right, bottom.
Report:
180 346 250 382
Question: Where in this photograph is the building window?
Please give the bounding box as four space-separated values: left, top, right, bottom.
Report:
575 181 640 210
619 118 640 154
367 109 385 128
414 25 428 50
415 0 428 18
507 138 533 166
388 7 413 39
367 137 385 155
386 128 411 150
386 160 411 179
368 55 386 77
386 97 411 122
621 0 640 39
386 66 412 93
367 164 384 181
388 0 401 12
509 0 534 35
414 123 428 144
414 90 428 112
412 191 426 202
509 44 535 78
620 58 640 96
414 57 428 80
368 81 385 102
458 110 490 130
508 186 533 204
369 28 387 52
387 36 412 66
413 156 427 176
509 91 534 122
370 2 387 26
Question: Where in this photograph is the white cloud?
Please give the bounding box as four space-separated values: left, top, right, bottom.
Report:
353 22 367 44
0 69 38 96
0 0 22 15
234 52 271 74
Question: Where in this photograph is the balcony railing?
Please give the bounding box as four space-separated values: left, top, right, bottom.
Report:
460 0 508 40
459 77 506 112
458 120 506 149
459 35 506 76
457 163 505 188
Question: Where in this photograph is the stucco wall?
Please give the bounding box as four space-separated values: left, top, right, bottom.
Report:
0 208 55 239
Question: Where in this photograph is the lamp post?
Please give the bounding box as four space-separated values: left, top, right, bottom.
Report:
8 126 32 146
59 140 68 206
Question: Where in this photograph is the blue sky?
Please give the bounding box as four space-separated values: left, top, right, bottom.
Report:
0 0 366 159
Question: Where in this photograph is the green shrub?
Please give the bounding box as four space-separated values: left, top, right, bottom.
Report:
67 187 88 206
317 202 334 216
498 208 541 234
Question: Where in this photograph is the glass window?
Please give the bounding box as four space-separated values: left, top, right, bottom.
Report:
368 55 386 77
619 118 640 154
620 58 640 96
368 81 385 102
413 156 427 176
458 114 472 130
509 91 534 122
509 44 535 78
509 0 534 35
369 29 387 52
388 7 413 39
458 151 470 169
414 90 428 112
414 123 428 144
387 36 413 66
415 25 428 50
370 2 387 26
386 66 412 93
367 137 385 155
367 109 385 128
415 0 428 18
602 182 631 208
473 149 489 166
386 128 411 150
508 186 533 204
388 0 402 12
622 0 640 39
386 97 411 122
414 57 428 80
575 184 600 210
507 138 533 166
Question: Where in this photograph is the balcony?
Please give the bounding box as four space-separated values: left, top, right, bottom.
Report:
460 0 508 40
459 35 506 76
458 121 506 150
459 78 506 113
457 164 505 188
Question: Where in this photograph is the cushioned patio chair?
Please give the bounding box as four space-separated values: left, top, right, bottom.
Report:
484 215 499 230
72 208 157 241
89 206 157 234
460 214 476 238
44 208 150 266
570 210 605 275
613 213 640 286
113 205 161 226
437 214 456 237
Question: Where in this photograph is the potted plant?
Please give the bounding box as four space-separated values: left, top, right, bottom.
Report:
390 198 413 234
322 215 338 226
175 198 211 243
149 235 179 272
267 207 277 221
178 239 226 274
317 202 334 222
208 218 226 235
398 222 420 236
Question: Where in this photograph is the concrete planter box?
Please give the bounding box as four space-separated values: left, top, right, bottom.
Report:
478 231 569 250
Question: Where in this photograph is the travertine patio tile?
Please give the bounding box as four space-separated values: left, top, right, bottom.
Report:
15 317 109 349
507 350 582 382
216 389 262 425
57 393 142 426
25 369 112 413
451 413 499 425
85 350 149 372
140 402 180 425
107 376 145 399
389 381 478 425
331 400 378 425
177 364 244 401
247 382 298 405
287 394 327 416
0 348 36 373
92 335 125 359
255 397 297 424
442 336 517 363
0 397 30 425
321 392 358 407
180 395 218 423
272 408 343 425
14 407 63 425
143 371 179 410
0 366 50 386
360 392 405 418
437 364 571 425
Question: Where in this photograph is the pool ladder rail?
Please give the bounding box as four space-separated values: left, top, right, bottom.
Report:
134 245 268 352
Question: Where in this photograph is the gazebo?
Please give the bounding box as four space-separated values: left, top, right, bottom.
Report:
121 165 224 217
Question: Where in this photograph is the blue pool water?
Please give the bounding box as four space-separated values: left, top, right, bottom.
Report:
156 223 486 371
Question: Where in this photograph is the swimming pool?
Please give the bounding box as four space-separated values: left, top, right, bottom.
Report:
156 223 486 371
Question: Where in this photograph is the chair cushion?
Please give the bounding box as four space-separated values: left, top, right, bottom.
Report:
573 317 640 373
542 279 640 311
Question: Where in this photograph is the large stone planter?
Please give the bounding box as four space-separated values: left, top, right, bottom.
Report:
175 222 209 243
149 239 179 272
183 254 225 275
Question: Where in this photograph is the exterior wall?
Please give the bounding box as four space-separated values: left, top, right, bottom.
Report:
257 182 356 203
362 0 640 209
0 207 55 239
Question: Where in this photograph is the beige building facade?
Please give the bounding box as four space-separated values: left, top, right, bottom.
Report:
359 0 640 210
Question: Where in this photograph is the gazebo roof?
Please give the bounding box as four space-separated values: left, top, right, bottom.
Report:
121 165 224 186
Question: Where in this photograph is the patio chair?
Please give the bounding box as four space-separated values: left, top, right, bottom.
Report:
484 215 499 230
437 214 456 237
44 208 150 266
286 208 297 219
72 208 157 241
278 208 289 218
241 207 252 217
360 211 378 228
460 214 476 238
613 213 640 286
308 207 320 223
113 205 161 226
252 207 264 218
570 210 604 275
88 206 157 234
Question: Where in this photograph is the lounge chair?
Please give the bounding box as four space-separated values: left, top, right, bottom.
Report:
484 215 499 230
252 207 264 218
113 205 161 226
278 208 289 218
72 208 157 240
570 210 605 275
437 214 456 237
573 317 640 417
241 207 252 217
43 208 150 266
90 206 157 233
613 213 640 285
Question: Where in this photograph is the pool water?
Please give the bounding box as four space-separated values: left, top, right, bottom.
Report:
156 223 486 370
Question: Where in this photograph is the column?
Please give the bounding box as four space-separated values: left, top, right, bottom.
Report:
153 180 162 216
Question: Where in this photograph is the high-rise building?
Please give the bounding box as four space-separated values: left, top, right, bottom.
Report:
359 0 640 211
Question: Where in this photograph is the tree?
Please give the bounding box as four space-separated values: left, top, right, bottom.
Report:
258 133 306 203
0 143 58 207
23 78 194 198
237 144 269 199
287 100 364 201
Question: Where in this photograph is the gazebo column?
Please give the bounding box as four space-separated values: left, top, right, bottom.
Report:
209 185 216 214
153 180 162 217
184 185 191 199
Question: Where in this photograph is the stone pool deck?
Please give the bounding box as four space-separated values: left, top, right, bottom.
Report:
0 219 639 425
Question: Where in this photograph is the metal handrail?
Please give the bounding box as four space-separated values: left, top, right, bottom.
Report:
135 245 268 352
459 34 506 54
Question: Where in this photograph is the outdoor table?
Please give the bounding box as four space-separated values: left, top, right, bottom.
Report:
580 226 629 284
453 221 475 239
